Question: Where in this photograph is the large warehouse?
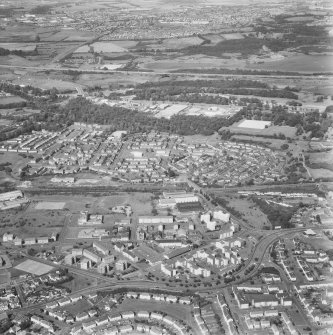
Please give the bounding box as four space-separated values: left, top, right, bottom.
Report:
138 216 174 224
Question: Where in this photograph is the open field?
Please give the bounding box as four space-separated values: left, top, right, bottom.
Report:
75 72 158 88
139 54 245 72
61 273 98 292
0 203 65 238
202 34 225 45
0 43 36 52
248 54 333 73
301 236 333 251
151 36 204 50
221 33 244 40
37 29 95 42
35 202 66 210
0 107 41 118
115 298 200 334
28 193 153 215
15 259 54 276
309 168 333 180
308 151 333 167
217 195 269 229
11 76 79 91
0 270 10 285
0 96 26 105
0 29 37 43
75 42 128 53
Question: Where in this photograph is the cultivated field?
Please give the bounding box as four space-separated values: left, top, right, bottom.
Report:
0 96 26 105
160 36 204 49
308 168 333 180
202 34 225 45
0 43 36 52
11 76 79 92
247 54 333 73
0 29 37 43
221 33 244 40
75 42 128 53
37 29 95 42
15 259 54 276
139 54 247 72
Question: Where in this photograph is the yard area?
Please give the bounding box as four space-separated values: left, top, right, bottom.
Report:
15 259 54 276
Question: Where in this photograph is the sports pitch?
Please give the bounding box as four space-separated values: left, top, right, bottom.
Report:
15 259 54 276
35 202 66 210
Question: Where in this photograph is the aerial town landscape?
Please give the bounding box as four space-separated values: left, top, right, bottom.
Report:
0 0 332 334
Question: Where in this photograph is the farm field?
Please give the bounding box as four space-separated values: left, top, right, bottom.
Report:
37 29 95 42
0 96 26 105
74 42 128 53
0 28 38 43
308 168 333 180
15 259 54 276
106 40 138 49
11 76 79 92
308 151 333 167
247 54 333 73
202 34 225 45
0 43 36 52
139 55 246 71
148 36 204 50
221 33 244 40
75 72 157 88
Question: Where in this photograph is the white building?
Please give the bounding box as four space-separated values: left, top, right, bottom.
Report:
138 216 173 224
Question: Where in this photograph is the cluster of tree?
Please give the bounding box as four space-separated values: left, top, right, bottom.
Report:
0 47 37 57
234 103 331 139
172 67 313 76
250 197 298 228
30 97 246 136
0 82 56 101
186 37 266 56
30 5 53 14
129 79 298 101
136 79 270 89
0 120 42 142
0 101 27 109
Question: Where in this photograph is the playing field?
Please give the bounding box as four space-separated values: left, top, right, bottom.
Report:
15 259 54 276
35 202 66 210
